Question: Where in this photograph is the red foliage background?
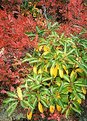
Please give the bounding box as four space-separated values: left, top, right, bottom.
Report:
38 0 87 36
0 9 37 92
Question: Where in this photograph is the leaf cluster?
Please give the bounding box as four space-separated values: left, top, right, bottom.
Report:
3 24 87 119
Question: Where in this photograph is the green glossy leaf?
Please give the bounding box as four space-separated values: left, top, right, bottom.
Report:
75 83 87 87
25 32 35 37
63 75 70 82
6 102 18 116
71 106 81 114
29 60 41 64
3 98 17 105
42 77 52 82
7 92 17 98
33 99 37 108
65 108 70 118
78 93 85 100
41 99 48 108
31 85 42 91
20 100 33 109
72 101 80 109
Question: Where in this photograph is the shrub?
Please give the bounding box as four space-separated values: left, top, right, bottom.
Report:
3 23 87 120
0 9 37 92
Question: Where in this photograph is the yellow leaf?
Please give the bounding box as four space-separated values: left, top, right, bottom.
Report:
56 82 61 86
54 67 58 78
72 45 76 48
75 68 83 73
39 46 43 51
67 87 72 92
70 70 77 79
77 99 82 104
44 66 48 72
27 111 32 120
56 46 62 50
50 105 55 113
43 51 49 55
50 66 57 78
54 54 57 59
75 64 79 68
36 48 39 52
17 87 23 100
44 60 48 63
82 87 86 94
56 105 61 112
38 102 44 113
43 45 50 52
38 68 42 74
62 65 66 70
33 66 37 74
59 68 64 78
39 58 42 62
56 92 61 99
62 65 68 75
50 67 54 76
56 64 59 70
66 70 69 75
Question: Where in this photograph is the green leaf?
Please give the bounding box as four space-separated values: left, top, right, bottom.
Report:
36 26 41 33
51 22 59 28
58 99 64 109
29 60 41 64
78 93 85 100
41 88 50 95
7 92 17 98
73 86 81 99
27 75 35 81
64 43 67 54
78 62 87 74
41 99 48 108
33 99 37 108
65 108 70 118
67 49 75 56
71 106 81 114
72 101 80 109
42 77 52 82
22 57 37 63
43 53 53 59
62 105 67 113
63 75 70 82
47 22 52 29
20 100 33 109
61 95 68 102
31 85 42 91
6 102 18 116
25 32 35 37
3 98 17 105
26 53 32 57
75 83 87 87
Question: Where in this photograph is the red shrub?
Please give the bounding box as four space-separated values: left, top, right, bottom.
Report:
59 0 87 36
38 0 87 36
0 9 37 92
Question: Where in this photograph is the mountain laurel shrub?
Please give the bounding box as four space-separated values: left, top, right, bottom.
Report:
3 23 87 120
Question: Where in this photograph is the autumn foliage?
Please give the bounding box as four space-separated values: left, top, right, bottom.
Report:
0 9 37 92
38 0 87 36
0 0 87 121
0 0 86 93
